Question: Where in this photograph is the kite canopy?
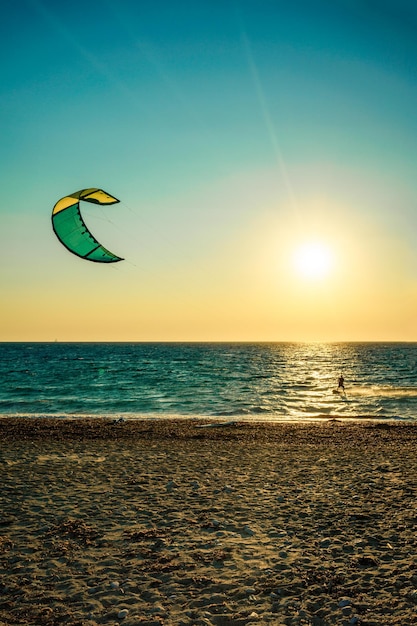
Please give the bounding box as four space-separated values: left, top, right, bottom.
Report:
52 188 124 263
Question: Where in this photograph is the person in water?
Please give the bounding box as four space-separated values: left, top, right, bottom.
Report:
338 374 345 390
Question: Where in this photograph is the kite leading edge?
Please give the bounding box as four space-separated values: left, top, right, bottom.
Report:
51 188 124 263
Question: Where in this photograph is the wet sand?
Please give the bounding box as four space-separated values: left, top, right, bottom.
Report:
1 418 417 625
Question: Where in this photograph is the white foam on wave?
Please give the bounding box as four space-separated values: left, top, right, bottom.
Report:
347 386 417 398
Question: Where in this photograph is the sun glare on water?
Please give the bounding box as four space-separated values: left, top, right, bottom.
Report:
293 241 334 280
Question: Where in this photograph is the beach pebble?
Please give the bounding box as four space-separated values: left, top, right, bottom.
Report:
110 581 120 589
408 589 417 603
319 537 332 548
243 524 254 536
338 598 352 608
166 480 178 492
245 587 256 595
117 609 129 619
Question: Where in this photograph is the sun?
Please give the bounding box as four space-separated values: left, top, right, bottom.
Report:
292 241 333 280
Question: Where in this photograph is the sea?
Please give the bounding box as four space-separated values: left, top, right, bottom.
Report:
1 342 417 422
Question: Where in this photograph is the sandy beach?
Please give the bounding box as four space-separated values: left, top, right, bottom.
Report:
1 418 417 625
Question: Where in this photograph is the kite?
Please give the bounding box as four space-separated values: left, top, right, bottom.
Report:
51 188 124 263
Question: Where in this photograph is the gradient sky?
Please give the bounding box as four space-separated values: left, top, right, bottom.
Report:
1 0 416 341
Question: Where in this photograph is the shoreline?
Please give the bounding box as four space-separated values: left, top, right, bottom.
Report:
2 415 417 443
2 418 417 625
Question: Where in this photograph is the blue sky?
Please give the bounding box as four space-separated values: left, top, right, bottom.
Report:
1 0 416 341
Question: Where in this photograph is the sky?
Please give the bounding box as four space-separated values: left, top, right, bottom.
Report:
1 0 416 342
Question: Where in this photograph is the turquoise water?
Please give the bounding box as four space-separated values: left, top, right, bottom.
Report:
1 342 417 421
